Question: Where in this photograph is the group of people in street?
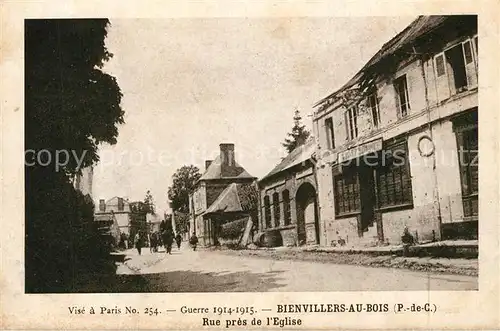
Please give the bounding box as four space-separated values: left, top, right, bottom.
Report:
149 230 183 254
131 229 199 255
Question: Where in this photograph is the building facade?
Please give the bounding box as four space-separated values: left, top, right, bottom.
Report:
95 196 135 235
189 143 256 246
312 16 478 246
258 139 319 247
147 213 162 233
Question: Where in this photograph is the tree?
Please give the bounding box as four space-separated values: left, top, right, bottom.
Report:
167 165 202 214
144 190 156 215
25 19 124 292
173 211 190 235
282 109 311 154
25 19 124 174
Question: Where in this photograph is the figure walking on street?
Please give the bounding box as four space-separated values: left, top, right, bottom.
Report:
175 233 182 250
149 231 158 253
134 231 143 255
189 233 198 251
162 229 174 254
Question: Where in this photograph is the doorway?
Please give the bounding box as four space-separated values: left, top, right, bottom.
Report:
358 164 376 234
295 183 319 245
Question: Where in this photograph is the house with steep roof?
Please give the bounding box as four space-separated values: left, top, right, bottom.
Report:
258 138 319 247
204 182 259 246
189 143 257 246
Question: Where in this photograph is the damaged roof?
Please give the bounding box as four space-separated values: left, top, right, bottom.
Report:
260 138 316 183
204 183 258 215
314 15 449 107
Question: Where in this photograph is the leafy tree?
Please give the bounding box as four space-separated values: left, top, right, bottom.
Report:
25 19 124 292
167 165 202 214
144 190 156 215
282 109 311 154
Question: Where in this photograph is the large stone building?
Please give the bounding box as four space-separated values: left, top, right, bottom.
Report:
258 138 319 247
189 143 256 246
312 16 478 246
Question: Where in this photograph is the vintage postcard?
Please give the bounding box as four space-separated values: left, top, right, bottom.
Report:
1 0 499 330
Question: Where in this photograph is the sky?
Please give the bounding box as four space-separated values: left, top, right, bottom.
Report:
93 16 416 214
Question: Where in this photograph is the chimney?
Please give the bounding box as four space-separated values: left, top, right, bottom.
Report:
118 197 124 211
205 160 213 170
99 199 106 212
220 143 235 167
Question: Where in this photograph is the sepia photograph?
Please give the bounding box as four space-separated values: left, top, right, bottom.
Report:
23 15 480 294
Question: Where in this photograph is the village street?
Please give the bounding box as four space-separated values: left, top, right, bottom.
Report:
105 247 478 292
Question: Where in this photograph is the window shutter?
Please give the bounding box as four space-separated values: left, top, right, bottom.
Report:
434 53 450 102
344 111 350 140
375 140 413 208
455 131 469 195
394 83 402 118
462 40 478 88
473 36 478 69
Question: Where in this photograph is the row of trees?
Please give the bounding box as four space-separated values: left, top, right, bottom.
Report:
25 19 124 292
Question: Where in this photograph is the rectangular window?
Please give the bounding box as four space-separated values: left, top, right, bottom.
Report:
368 92 380 128
283 190 291 226
345 106 358 140
325 117 335 149
454 113 478 218
334 166 360 216
444 44 468 92
375 141 413 209
435 54 446 77
273 193 280 227
435 38 478 100
264 196 271 229
394 75 410 117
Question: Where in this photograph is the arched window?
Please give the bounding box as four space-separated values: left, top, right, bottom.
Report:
264 196 271 229
273 192 280 227
283 190 291 225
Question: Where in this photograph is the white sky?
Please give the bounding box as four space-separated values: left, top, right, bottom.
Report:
93 16 416 213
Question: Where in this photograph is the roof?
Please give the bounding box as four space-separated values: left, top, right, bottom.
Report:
260 138 316 182
199 155 255 181
94 214 114 222
100 196 129 205
204 183 258 215
314 15 449 107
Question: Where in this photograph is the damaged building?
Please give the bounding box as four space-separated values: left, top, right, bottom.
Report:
312 15 478 246
189 143 257 246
